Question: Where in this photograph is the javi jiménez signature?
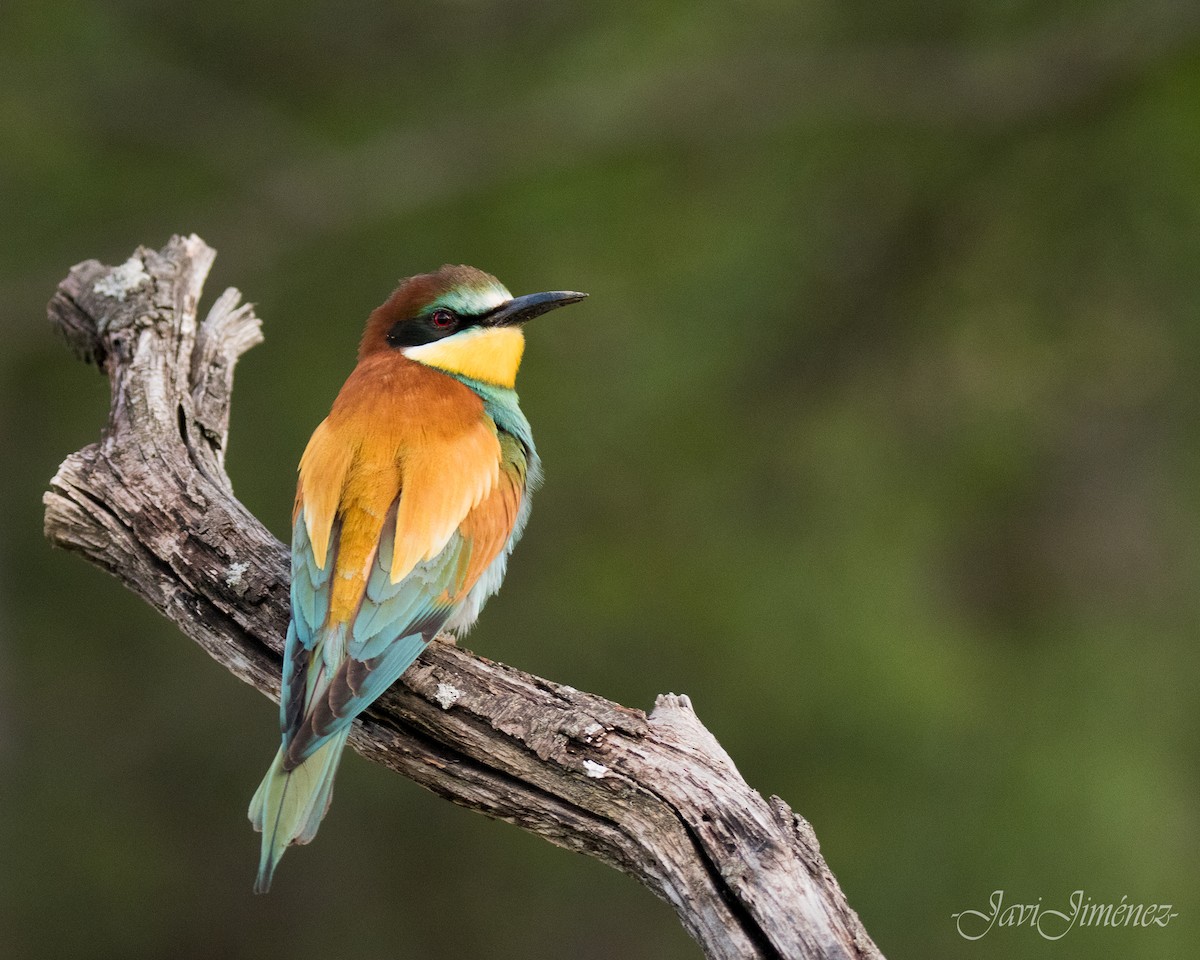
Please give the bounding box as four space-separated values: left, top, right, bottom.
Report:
953 890 1179 940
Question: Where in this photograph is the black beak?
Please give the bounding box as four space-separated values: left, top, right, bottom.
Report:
486 290 588 327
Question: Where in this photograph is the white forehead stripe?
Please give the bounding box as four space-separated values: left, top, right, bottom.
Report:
433 283 512 315
474 287 510 310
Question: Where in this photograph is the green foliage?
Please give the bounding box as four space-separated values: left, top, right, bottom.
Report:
2 2 1196 958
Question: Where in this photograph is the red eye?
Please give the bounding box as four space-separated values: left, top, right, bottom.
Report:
430 308 456 329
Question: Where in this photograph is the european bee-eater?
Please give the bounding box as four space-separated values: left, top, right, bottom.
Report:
248 266 585 892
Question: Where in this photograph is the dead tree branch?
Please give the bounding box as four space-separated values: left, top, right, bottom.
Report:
43 235 883 960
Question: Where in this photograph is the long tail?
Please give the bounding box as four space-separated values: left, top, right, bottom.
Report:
248 726 352 893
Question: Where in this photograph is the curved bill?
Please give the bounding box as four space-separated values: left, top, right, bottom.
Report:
486 290 588 327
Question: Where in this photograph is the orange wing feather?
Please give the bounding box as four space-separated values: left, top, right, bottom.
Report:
456 447 525 594
294 419 355 570
294 352 506 624
390 425 501 584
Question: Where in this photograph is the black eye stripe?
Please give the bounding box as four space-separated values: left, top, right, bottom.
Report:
386 308 479 348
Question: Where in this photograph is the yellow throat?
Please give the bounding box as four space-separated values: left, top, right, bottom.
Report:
402 325 526 388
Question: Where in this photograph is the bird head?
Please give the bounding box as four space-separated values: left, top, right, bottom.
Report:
359 265 586 388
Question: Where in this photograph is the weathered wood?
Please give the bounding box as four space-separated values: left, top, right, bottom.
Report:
43 235 884 960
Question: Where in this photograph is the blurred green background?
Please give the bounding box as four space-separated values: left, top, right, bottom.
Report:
2 1 1197 958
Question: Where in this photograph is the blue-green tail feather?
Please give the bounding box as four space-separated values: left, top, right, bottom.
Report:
248 726 351 893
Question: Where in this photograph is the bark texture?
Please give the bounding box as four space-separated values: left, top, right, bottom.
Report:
43 235 885 960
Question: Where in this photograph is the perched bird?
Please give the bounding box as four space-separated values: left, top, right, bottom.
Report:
249 266 585 892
